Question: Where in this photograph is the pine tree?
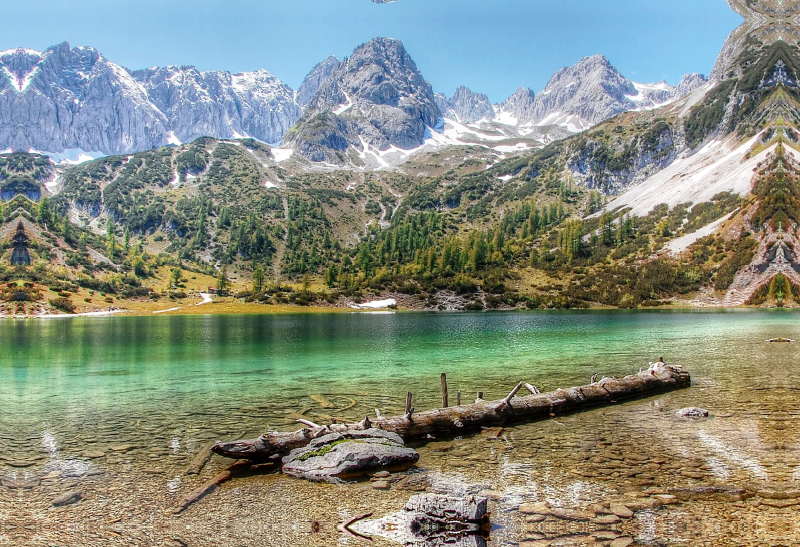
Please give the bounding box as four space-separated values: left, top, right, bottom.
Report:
38 197 52 227
217 266 230 294
252 266 265 293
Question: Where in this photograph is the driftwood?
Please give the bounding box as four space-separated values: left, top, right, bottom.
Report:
212 362 690 462
185 440 217 475
173 460 252 514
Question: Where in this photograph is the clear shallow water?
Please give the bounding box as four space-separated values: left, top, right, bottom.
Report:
2 310 799 546
4 310 793 423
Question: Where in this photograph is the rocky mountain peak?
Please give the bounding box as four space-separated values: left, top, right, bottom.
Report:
441 86 496 124
288 37 440 162
496 87 536 125
297 56 340 107
674 73 709 96
311 37 436 118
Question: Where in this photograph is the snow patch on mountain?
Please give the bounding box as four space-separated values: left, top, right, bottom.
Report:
31 148 106 165
600 132 766 217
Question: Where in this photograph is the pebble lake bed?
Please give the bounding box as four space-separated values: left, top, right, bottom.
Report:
1 310 798 546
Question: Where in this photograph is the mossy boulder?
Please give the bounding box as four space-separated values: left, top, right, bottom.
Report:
282 429 419 482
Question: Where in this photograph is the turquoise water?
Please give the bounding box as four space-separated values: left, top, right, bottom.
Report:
3 310 799 546
3 310 795 424
1 310 796 460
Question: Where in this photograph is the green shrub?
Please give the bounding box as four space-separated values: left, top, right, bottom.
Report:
49 297 75 313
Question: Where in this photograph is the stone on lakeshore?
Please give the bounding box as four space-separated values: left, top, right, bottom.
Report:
480 427 504 440
548 507 594 521
371 480 390 490
372 470 391 479
654 494 679 505
669 486 752 502
625 498 662 511
609 503 634 518
395 473 429 491
282 429 419 482
349 493 489 544
83 451 106 459
594 530 621 540
761 498 798 508
519 501 551 515
675 407 709 419
404 493 488 521
428 441 456 452
610 538 635 547
525 514 547 522
757 489 800 500
593 514 621 524
52 491 83 507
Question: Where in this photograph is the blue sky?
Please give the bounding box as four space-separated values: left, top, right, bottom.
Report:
1 0 741 102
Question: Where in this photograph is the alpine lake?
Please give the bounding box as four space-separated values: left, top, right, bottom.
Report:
1 310 799 546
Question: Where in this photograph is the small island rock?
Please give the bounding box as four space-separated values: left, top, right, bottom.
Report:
675 407 709 419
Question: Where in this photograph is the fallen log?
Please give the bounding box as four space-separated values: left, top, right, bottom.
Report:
173 460 252 514
185 440 217 475
211 362 689 462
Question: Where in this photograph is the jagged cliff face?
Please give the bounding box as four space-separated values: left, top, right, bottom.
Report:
296 56 340 107
284 38 441 163
0 43 170 155
0 43 302 155
440 86 496 124
495 87 537 125
132 66 301 146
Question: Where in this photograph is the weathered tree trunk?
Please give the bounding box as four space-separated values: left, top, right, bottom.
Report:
211 362 690 462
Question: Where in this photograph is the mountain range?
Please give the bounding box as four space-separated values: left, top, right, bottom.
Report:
0 39 706 162
0 0 797 314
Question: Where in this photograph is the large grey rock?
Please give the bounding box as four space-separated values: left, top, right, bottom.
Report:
282 428 419 482
405 493 488 521
350 493 489 546
52 490 83 506
285 37 441 163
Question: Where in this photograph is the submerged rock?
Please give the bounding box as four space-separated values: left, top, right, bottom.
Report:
350 493 489 546
675 407 709 420
52 491 83 507
282 429 419 482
